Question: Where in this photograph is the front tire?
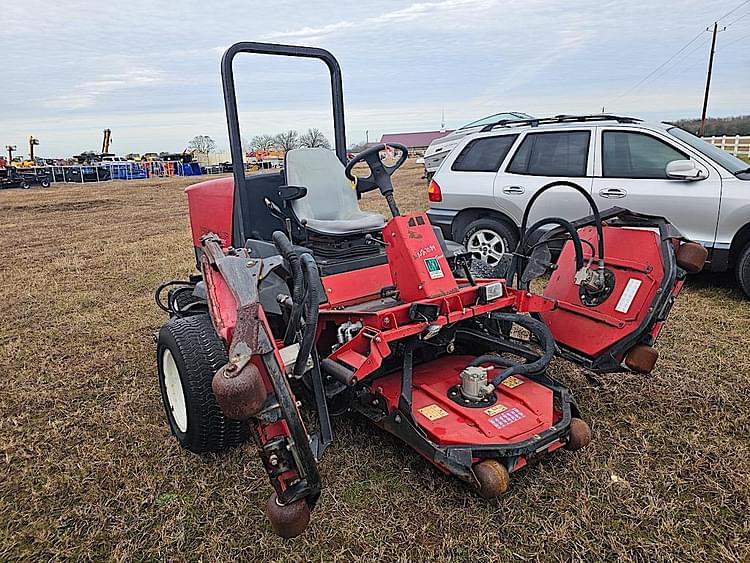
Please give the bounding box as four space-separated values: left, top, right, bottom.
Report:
459 217 518 267
736 242 750 299
157 314 249 453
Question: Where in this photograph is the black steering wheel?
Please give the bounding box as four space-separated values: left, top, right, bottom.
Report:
345 143 408 216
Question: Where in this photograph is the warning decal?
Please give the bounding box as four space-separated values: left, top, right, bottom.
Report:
418 404 449 421
615 278 642 313
488 407 525 429
484 403 508 416
424 257 445 279
501 376 524 388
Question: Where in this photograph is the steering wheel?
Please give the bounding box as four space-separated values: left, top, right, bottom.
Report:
345 143 408 216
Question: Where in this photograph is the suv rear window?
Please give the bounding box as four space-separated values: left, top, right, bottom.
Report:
507 131 590 177
451 135 518 172
603 131 688 179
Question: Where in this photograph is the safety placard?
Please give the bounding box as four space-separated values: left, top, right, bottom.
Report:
424 257 445 279
501 376 524 388
418 404 449 421
484 403 508 416
488 407 525 429
615 278 642 313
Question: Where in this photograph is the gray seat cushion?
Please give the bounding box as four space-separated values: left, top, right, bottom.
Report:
286 148 385 236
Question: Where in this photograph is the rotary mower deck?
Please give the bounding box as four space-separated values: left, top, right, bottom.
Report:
153 42 706 538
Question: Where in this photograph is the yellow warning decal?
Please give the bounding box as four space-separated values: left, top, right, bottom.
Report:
502 376 524 388
484 403 508 416
418 404 449 421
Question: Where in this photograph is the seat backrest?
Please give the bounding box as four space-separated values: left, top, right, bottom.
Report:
285 147 362 222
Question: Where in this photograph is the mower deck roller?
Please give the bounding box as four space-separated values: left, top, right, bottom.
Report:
154 41 703 538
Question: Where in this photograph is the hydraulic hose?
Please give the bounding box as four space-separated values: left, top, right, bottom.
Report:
294 253 321 377
517 180 606 287
272 231 305 345
469 313 555 387
508 216 585 289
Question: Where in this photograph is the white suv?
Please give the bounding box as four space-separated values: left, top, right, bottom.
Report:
426 115 750 296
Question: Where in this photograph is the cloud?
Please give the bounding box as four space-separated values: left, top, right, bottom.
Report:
42 68 165 111
262 0 496 40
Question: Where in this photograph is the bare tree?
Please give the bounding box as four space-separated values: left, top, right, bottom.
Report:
250 134 278 151
274 130 300 152
300 128 331 149
187 135 216 156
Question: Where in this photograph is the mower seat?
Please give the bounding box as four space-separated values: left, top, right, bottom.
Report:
285 148 385 236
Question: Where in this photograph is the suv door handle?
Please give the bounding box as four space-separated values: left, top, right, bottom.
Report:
503 185 525 195
598 187 627 199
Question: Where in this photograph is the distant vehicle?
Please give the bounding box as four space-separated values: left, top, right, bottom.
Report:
426 113 750 297
102 156 127 162
423 111 533 180
126 153 142 161
0 166 51 189
142 152 163 162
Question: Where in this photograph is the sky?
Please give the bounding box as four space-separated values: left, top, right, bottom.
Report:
1 0 749 157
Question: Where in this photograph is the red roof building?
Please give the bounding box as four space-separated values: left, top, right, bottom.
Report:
379 130 454 152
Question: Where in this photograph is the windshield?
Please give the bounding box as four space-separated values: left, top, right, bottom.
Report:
460 112 533 129
667 127 748 174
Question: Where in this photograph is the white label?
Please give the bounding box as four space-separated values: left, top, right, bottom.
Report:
615 278 642 313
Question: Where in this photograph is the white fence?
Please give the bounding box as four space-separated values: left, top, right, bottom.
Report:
703 135 750 157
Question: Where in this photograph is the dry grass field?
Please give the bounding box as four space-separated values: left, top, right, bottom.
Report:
1 160 749 561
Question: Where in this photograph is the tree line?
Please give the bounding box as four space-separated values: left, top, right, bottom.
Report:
246 128 331 151
187 128 331 157
671 115 750 136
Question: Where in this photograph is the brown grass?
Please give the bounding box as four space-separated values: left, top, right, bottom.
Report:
1 161 749 561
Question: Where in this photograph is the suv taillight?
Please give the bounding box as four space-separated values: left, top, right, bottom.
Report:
428 179 442 202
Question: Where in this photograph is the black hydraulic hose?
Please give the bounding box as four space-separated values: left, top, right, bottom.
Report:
469 313 555 387
272 231 305 345
294 253 321 377
518 180 605 286
508 216 586 288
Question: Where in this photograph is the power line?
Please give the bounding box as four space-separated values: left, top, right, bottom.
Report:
721 28 750 47
609 0 750 105
716 0 750 22
725 11 748 26
609 29 705 101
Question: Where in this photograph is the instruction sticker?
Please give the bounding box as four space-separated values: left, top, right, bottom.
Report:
424 257 444 279
488 408 525 430
418 404 449 421
501 376 524 388
615 278 642 313
484 403 508 416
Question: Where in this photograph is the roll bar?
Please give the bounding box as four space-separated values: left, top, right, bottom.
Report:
220 42 347 244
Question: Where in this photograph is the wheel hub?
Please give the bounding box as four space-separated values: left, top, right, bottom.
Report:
162 349 188 433
467 229 506 265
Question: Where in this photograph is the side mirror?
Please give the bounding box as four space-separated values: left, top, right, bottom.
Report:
666 159 706 181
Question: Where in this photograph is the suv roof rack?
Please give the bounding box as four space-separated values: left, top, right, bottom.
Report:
480 114 642 132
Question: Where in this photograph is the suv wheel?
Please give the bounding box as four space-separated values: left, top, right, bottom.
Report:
736 242 750 298
459 217 518 266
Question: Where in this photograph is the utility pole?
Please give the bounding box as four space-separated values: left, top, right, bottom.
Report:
700 22 722 137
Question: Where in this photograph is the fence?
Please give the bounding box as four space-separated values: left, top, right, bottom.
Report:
703 135 750 157
11 160 232 185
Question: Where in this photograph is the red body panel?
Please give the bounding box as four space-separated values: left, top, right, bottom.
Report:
374 356 563 463
542 225 666 358
185 177 234 247
384 213 459 301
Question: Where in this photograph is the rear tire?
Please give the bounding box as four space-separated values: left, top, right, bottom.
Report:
459 217 518 267
157 314 249 453
20 180 30 189
736 242 750 299
40 178 51 188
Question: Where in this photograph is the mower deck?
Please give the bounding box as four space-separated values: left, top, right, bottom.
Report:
373 355 561 452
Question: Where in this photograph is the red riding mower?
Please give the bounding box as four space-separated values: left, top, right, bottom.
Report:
154 42 706 538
